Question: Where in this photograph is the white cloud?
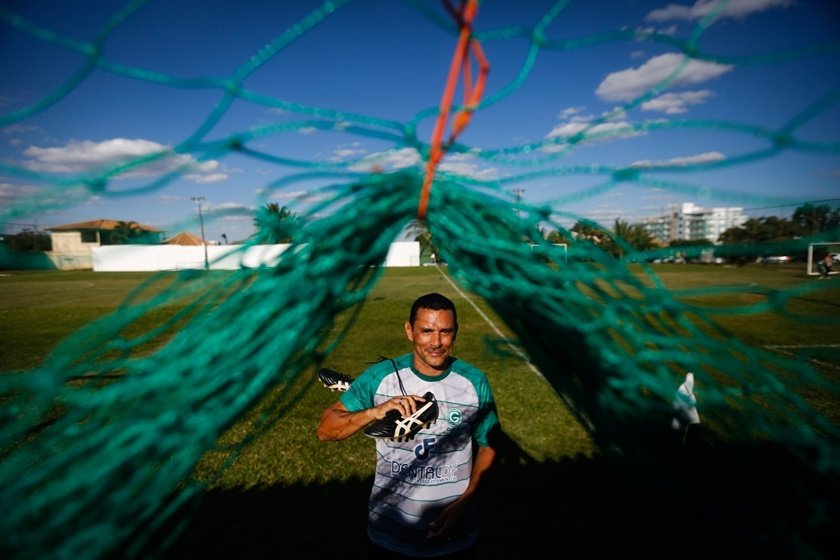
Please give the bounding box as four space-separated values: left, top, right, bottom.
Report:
343 147 496 180
634 25 678 37
21 138 229 183
254 188 308 200
331 143 367 161
187 172 228 184
439 152 498 180
184 160 228 183
640 89 714 114
545 111 639 152
348 147 421 172
0 180 96 211
631 151 726 168
3 123 42 136
558 106 585 119
547 119 636 140
0 181 32 205
646 0 792 22
596 53 732 103
213 201 253 212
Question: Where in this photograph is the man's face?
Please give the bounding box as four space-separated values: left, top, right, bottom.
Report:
404 307 456 375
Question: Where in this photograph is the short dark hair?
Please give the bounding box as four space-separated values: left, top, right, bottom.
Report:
409 292 457 330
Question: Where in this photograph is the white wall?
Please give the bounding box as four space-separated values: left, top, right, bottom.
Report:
47 232 97 270
92 241 420 271
385 241 421 267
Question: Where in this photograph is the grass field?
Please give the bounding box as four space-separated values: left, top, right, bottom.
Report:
1 264 838 559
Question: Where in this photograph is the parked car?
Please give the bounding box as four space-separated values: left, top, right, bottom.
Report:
758 255 791 264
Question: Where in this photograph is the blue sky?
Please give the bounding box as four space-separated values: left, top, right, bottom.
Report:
1 0 838 244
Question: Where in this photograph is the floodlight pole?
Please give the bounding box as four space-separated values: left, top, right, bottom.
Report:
191 196 209 270
513 188 525 218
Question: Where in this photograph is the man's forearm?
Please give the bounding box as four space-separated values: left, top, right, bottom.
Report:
462 445 496 498
317 402 375 441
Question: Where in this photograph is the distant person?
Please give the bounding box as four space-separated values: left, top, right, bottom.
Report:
671 372 700 447
317 292 500 558
818 253 833 279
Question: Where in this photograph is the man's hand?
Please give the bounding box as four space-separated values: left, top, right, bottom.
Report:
426 499 467 541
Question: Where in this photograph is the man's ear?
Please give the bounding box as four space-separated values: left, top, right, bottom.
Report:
404 321 414 341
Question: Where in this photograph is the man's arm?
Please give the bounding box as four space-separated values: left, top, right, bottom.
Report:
426 445 497 540
317 401 376 441
317 396 421 441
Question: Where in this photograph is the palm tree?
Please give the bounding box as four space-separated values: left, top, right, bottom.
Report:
571 220 609 245
546 229 569 244
110 221 143 244
406 219 440 263
609 218 657 258
612 218 634 257
792 203 839 236
253 203 297 243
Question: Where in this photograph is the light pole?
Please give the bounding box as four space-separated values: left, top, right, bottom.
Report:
191 196 209 270
513 188 525 218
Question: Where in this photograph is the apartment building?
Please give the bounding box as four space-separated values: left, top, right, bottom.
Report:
638 203 746 245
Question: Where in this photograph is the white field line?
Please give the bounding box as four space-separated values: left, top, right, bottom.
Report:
764 344 840 349
764 344 840 370
438 266 546 381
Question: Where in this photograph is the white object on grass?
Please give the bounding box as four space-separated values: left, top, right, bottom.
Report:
671 372 700 431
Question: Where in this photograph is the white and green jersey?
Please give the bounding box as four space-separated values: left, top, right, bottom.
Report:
341 353 499 557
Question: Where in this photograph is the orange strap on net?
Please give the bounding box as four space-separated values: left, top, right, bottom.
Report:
417 0 489 220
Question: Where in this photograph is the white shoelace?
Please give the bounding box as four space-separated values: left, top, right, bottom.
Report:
393 401 435 438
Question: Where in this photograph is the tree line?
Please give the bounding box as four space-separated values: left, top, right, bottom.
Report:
5 202 837 261
409 202 840 263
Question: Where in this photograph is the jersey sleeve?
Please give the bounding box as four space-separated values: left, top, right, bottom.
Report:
472 375 500 448
340 371 375 412
338 357 397 412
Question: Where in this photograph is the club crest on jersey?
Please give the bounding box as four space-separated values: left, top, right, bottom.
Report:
446 408 463 426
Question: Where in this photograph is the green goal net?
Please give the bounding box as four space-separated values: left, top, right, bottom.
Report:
1 1 838 559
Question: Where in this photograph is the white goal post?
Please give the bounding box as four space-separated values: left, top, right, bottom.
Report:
806 241 840 276
529 243 568 263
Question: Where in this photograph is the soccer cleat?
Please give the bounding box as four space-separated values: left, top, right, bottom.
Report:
364 392 438 442
318 368 354 392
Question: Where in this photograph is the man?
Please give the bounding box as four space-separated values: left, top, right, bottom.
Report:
818 253 833 279
317 292 500 558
